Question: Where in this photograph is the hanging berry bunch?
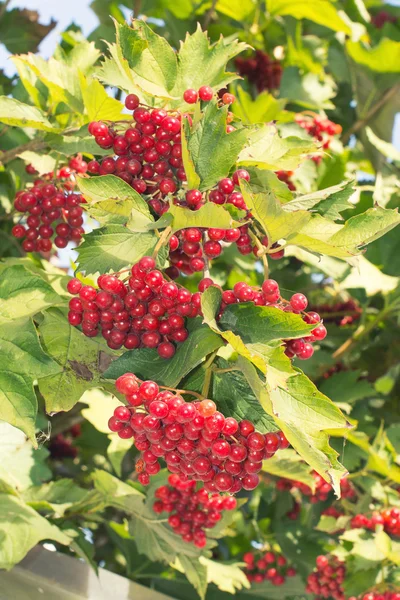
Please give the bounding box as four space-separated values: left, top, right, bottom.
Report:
202 278 327 361
11 154 88 252
242 549 296 586
152 474 237 548
295 114 342 165
351 508 400 538
108 373 289 492
309 298 362 327
235 51 283 92
276 471 356 503
306 555 346 600
67 256 201 356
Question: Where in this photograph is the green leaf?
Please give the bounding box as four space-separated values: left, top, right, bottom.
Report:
80 388 122 434
181 119 201 189
232 88 288 125
238 123 317 171
247 167 293 203
0 493 71 570
319 370 375 405
219 303 314 345
17 151 56 176
267 0 352 34
0 96 58 132
240 180 311 243
0 422 51 491
316 514 351 534
268 373 351 496
104 318 223 387
212 363 278 433
0 265 63 324
165 201 242 233
347 38 400 73
0 318 61 441
46 129 111 156
173 24 248 99
91 469 145 513
285 180 356 221
328 207 400 249
199 557 250 595
173 555 208 600
365 127 400 162
117 21 177 98
239 357 350 496
77 174 152 218
76 225 157 276
38 308 114 413
343 568 379 597
80 75 129 122
280 67 337 110
107 435 131 477
261 449 316 489
22 479 90 516
0 6 56 53
187 100 247 191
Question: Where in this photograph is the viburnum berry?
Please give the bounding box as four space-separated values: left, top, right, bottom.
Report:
108 374 287 492
152 475 236 547
242 549 296 585
198 85 213 101
67 256 201 355
276 472 356 505
183 88 198 104
12 157 87 252
125 93 140 110
235 51 282 92
222 93 235 105
306 555 346 600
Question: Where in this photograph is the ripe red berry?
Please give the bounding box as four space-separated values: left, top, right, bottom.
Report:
198 86 213 101
125 94 140 110
183 88 198 104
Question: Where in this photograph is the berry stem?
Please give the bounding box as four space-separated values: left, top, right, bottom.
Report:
202 231 211 278
152 225 172 259
249 230 269 278
201 349 219 397
159 384 203 400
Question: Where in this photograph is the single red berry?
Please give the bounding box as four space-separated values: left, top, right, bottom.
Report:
198 86 213 101
183 88 198 104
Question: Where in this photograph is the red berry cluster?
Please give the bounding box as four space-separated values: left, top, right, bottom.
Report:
351 508 400 538
11 155 87 252
48 424 81 460
183 86 235 107
321 363 347 380
276 170 296 192
309 299 362 327
351 592 400 600
235 51 283 92
306 555 346 600
243 549 296 586
67 256 200 356
87 93 238 218
207 278 326 361
152 474 237 548
87 96 186 213
371 11 397 29
277 472 356 504
108 373 289 492
295 114 342 165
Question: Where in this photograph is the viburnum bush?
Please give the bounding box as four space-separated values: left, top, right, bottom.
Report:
0 2 400 599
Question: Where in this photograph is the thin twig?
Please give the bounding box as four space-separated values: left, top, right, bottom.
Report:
341 83 400 145
0 139 47 166
151 225 172 259
332 306 391 360
203 0 218 28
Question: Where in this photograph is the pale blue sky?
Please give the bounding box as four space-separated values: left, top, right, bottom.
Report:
1 0 399 149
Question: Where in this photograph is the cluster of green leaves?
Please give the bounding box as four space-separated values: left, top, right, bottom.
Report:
0 0 400 598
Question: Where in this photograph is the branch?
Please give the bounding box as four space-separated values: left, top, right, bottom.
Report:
0 139 47 166
341 83 400 145
203 0 218 28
